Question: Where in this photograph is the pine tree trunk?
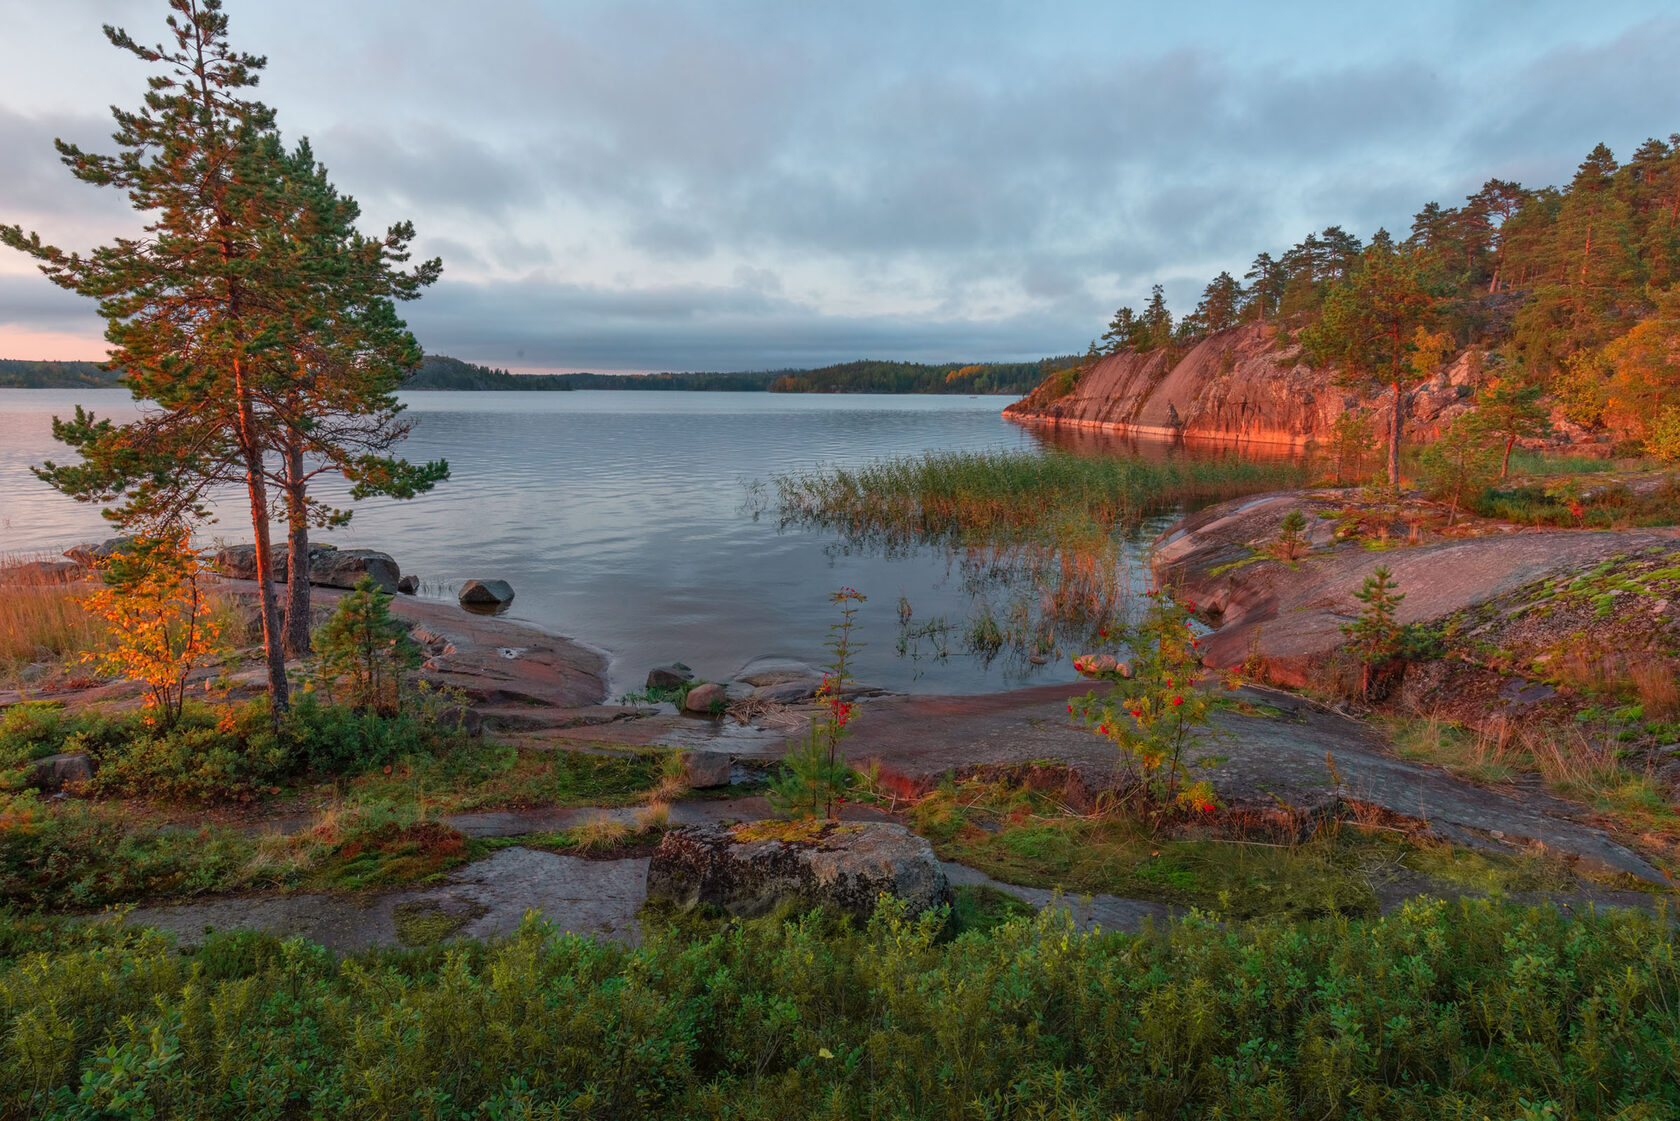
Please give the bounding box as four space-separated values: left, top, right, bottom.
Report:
231 357 290 719
1502 434 1515 479
1388 379 1402 489
282 440 312 659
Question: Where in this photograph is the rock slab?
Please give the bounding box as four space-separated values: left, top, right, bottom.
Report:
645 822 951 920
214 543 401 593
646 663 695 690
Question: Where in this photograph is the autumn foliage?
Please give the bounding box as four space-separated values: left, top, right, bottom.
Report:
77 530 227 727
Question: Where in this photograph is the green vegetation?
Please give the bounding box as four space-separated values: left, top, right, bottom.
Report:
4 896 1677 1118
0 359 120 389
774 448 1307 546
310 575 421 716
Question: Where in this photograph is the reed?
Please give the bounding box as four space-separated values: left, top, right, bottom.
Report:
0 557 102 684
774 449 1305 546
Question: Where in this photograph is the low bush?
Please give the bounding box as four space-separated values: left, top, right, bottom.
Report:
0 897 1675 1118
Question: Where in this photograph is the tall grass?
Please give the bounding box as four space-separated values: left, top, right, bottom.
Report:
774 449 1307 548
0 560 102 685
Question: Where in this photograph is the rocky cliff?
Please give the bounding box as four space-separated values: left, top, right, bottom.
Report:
1003 327 1478 449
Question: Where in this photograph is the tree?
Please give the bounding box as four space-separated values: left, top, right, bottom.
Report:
1244 252 1285 328
1418 418 1499 524
261 140 446 656
1142 285 1173 349
3 1 297 715
1100 305 1144 353
1468 372 1551 477
311 574 421 716
1340 566 1405 701
1300 244 1436 489
1600 287 1680 446
78 528 229 728
1195 272 1243 333
3 1 443 714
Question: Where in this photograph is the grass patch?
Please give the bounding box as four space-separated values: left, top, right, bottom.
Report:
773 448 1307 547
335 742 665 816
391 899 487 946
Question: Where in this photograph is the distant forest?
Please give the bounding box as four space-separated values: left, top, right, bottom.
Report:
402 354 1077 395
2 353 1075 394
0 359 122 388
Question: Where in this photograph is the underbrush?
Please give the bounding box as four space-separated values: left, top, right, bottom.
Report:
1 897 1675 1118
1473 474 1680 527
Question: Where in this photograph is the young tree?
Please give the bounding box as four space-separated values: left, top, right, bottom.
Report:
1243 251 1285 329
1100 305 1144 353
1340 566 1405 701
1469 373 1551 477
1142 284 1173 349
312 574 421 716
1300 244 1436 489
1418 418 1500 524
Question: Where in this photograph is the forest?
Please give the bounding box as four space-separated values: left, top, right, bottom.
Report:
1085 134 1680 460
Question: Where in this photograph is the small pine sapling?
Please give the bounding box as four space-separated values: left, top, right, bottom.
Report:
770 588 865 820
311 574 421 716
1273 510 1310 561
1340 565 1404 700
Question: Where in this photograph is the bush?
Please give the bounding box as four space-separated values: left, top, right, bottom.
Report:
311 575 421 716
0 897 1675 1118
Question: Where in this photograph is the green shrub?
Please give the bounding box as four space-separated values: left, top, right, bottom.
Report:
311 575 422 716
0 898 1675 1118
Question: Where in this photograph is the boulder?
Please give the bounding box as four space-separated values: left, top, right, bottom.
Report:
733 656 822 688
458 579 515 607
64 537 135 565
645 822 951 920
29 752 95 792
754 679 821 704
311 548 400 593
397 575 420 595
213 543 401 593
647 662 695 690
681 749 733 788
683 682 727 715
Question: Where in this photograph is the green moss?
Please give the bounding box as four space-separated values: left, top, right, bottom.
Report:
391 900 486 946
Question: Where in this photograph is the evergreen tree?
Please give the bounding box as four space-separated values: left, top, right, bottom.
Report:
1468 372 1551 477
1142 284 1173 349
1300 244 1436 489
1195 272 1243 333
3 0 297 714
1100 305 1143 353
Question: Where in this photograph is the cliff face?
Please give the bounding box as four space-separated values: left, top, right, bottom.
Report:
1003 327 1475 448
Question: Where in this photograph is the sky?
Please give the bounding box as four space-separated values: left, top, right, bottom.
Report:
2 1 1679 373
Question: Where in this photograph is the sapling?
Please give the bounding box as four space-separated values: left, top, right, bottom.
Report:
311 575 421 716
1340 565 1404 700
769 588 865 820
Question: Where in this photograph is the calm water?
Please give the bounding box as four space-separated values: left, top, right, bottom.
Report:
1 389 1153 695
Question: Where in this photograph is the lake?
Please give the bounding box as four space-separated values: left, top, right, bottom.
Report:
0 389 1167 696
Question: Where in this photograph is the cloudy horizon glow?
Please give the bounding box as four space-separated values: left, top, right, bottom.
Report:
2 0 1678 373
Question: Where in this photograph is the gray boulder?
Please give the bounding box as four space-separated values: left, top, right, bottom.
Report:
311 548 400 593
683 682 727 715
646 663 695 690
29 752 95 792
459 579 515 607
754 679 821 704
645 822 951 920
733 656 821 688
681 750 732 788
64 537 135 565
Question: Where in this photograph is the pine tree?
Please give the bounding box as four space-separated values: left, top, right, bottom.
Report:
312 574 421 716
1300 243 1435 489
3 0 296 714
1468 373 1551 477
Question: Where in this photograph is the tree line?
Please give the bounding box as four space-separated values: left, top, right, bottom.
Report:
1084 135 1680 483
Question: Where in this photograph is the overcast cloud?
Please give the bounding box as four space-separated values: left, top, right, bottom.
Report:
2 0 1678 371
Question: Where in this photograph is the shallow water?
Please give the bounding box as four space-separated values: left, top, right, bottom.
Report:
1 389 1168 695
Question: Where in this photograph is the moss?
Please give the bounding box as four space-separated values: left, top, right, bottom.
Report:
730 819 861 845
392 900 487 946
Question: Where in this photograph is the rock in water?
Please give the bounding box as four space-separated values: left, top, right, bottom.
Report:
458 579 515 607
646 662 695 689
397 575 419 595
645 822 950 920
681 750 732 788
683 682 727 714
29 752 95 792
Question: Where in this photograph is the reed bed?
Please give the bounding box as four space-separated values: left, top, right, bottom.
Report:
774 449 1306 547
0 559 103 684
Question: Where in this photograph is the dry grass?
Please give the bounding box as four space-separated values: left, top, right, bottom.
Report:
1388 713 1520 785
0 557 103 683
575 814 632 850
1631 660 1680 721
637 801 671 830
